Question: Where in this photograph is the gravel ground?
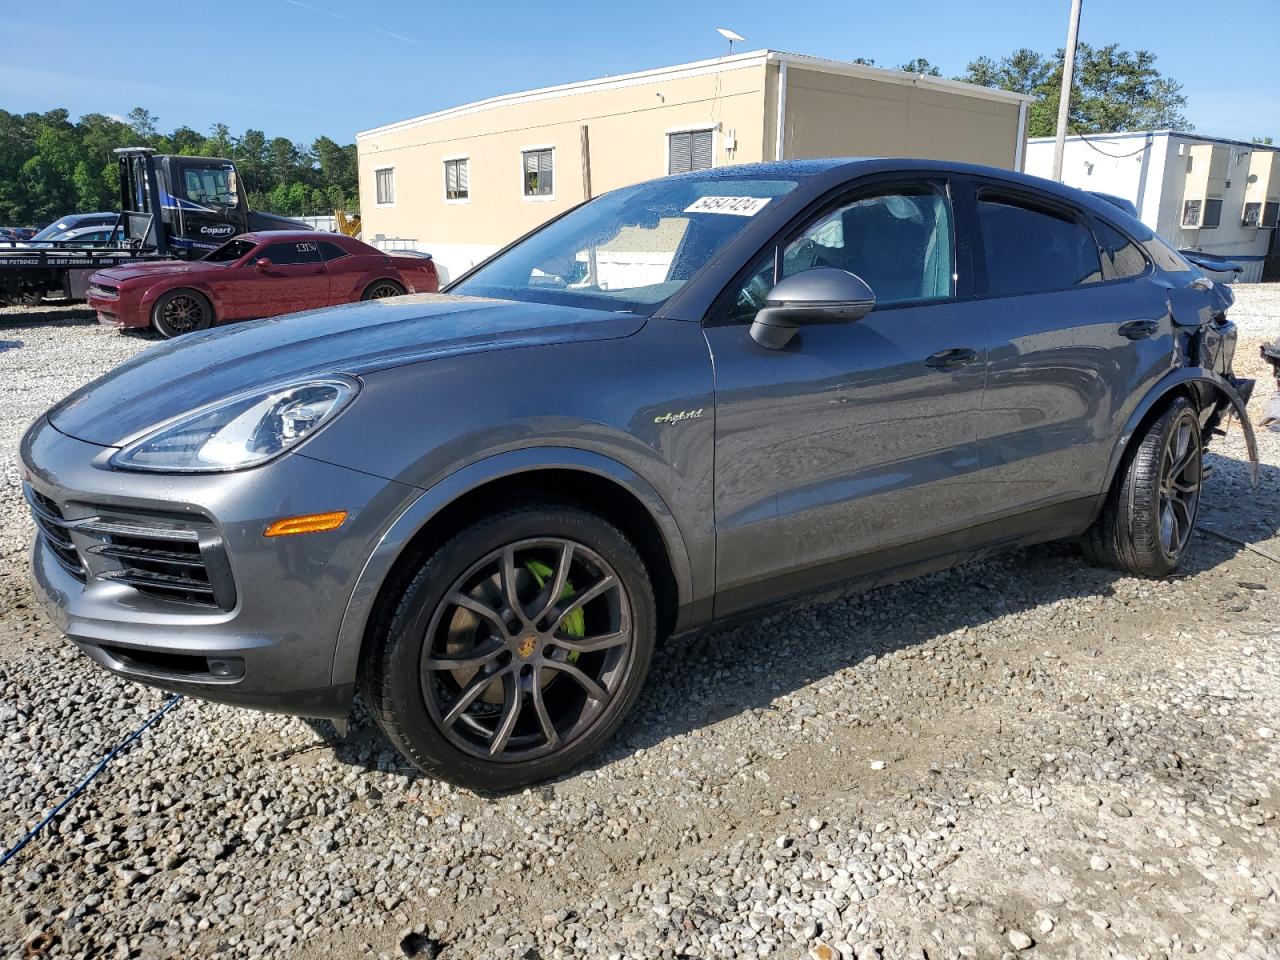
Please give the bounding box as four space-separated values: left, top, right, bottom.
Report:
1 291 1278 960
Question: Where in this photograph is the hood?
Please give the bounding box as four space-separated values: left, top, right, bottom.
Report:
47 294 646 446
94 260 220 283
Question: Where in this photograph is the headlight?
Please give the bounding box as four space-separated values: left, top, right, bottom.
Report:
110 377 358 473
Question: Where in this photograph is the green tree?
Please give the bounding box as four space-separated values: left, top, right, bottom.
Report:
958 43 1190 137
899 58 942 77
1254 136 1274 145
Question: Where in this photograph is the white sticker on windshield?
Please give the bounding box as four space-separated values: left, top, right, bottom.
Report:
684 196 771 217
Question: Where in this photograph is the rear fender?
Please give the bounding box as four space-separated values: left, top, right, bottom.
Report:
1103 367 1258 496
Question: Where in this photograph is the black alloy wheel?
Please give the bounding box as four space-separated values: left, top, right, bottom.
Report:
361 502 656 791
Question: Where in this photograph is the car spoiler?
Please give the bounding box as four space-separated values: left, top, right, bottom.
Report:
1180 250 1244 275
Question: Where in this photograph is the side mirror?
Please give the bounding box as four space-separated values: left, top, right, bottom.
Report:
254 257 272 271
749 267 877 350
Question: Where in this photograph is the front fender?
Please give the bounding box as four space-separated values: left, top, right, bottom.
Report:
1103 366 1258 495
139 278 221 320
326 445 697 691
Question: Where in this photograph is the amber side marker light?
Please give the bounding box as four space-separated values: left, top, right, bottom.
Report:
263 511 348 538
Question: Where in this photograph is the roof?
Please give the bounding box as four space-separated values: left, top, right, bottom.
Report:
356 50 1032 141
240 230 343 243
1027 129 1280 154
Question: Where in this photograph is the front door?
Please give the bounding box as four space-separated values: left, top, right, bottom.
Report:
704 178 990 616
237 240 329 319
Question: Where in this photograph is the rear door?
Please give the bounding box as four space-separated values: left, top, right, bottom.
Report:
704 176 991 614
245 241 328 317
968 181 1171 513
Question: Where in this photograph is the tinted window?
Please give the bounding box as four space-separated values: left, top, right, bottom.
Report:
977 195 1102 296
1093 219 1147 280
317 241 349 262
1141 234 1194 274
202 238 256 263
729 185 954 321
254 241 321 265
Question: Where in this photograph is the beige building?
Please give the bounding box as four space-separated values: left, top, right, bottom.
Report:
357 50 1033 281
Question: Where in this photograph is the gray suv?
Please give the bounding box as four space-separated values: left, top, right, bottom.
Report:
22 160 1255 790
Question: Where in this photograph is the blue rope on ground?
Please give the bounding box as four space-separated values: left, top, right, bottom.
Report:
0 694 183 868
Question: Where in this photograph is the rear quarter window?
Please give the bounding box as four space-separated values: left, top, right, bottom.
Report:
976 193 1103 297
1092 219 1149 280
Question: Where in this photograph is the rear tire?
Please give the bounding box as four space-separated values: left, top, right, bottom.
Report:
360 501 656 791
151 289 213 338
361 279 405 300
1082 396 1203 577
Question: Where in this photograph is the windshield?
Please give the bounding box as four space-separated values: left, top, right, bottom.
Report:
202 238 256 263
452 174 799 313
184 164 239 207
30 219 78 242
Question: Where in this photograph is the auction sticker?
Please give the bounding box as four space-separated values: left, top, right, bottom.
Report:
684 196 771 216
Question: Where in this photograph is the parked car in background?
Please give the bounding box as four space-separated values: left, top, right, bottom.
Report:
19 212 120 245
0 226 37 242
86 231 439 337
23 159 1254 790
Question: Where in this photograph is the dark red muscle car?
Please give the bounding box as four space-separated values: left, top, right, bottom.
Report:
87 231 439 337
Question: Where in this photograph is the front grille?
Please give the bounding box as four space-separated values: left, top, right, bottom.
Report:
24 484 234 609
27 488 86 581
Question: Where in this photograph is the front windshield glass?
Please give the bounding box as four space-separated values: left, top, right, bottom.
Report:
202 238 255 263
184 164 238 207
452 175 799 313
30 220 75 242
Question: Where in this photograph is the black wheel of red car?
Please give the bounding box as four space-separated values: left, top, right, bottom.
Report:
1082 395 1203 577
361 280 405 300
151 289 213 339
359 501 656 791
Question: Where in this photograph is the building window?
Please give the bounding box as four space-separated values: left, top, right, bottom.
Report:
375 167 395 206
1201 198 1223 229
1264 201 1280 229
522 149 553 198
444 158 469 201
1181 199 1202 227
668 130 714 174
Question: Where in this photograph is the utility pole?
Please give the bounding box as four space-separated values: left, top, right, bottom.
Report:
1051 0 1083 181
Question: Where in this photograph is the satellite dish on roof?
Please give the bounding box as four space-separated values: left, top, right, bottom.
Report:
716 27 746 54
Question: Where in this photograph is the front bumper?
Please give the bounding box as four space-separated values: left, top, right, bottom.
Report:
21 415 418 719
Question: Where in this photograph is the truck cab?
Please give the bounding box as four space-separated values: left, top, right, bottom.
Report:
119 148 309 258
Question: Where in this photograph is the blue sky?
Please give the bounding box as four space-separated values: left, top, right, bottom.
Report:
4 0 1277 144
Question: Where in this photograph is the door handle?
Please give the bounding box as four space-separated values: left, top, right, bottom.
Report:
924 347 978 370
1117 319 1159 340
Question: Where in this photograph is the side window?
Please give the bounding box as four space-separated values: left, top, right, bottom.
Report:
254 241 321 266
1141 234 1194 274
976 194 1102 296
1093 219 1148 280
317 241 349 262
728 184 955 321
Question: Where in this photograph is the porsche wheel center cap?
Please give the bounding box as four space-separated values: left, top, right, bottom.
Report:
516 634 538 659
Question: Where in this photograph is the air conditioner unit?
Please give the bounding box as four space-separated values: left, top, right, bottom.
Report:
1182 199 1202 227
1247 200 1280 229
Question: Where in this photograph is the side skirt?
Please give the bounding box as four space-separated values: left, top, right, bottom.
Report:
688 497 1099 634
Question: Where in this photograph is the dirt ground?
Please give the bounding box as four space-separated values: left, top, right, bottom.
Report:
0 294 1277 960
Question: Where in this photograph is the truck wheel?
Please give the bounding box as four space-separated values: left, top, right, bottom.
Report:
152 289 213 338
1082 396 1203 577
361 280 405 300
360 501 656 791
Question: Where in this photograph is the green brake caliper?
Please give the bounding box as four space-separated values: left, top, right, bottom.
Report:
524 559 583 663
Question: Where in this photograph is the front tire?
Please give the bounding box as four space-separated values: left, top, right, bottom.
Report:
151 289 213 338
1083 396 1203 577
360 502 656 791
